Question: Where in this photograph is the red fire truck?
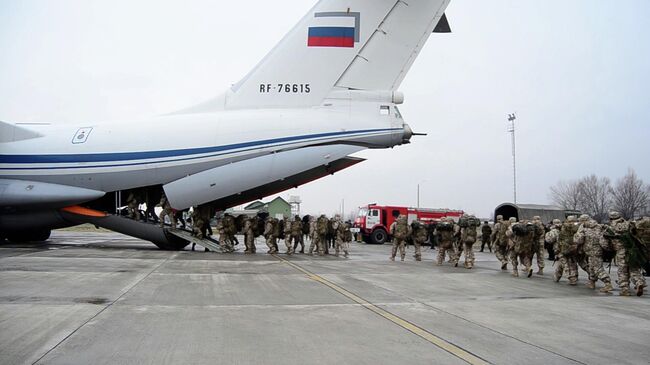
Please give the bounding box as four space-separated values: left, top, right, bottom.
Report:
353 204 464 244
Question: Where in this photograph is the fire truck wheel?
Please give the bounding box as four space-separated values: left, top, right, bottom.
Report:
370 228 388 245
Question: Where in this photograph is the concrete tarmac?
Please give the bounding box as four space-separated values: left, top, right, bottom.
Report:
0 231 648 365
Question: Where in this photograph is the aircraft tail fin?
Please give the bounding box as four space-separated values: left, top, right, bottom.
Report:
225 0 452 110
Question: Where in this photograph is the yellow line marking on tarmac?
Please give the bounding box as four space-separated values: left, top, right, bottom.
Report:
274 255 491 365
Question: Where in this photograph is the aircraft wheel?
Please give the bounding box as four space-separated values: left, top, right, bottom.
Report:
6 229 51 243
154 233 190 251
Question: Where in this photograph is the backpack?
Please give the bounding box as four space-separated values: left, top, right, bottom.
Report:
512 223 530 237
559 222 578 255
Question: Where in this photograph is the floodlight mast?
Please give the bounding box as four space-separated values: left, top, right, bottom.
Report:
507 113 517 204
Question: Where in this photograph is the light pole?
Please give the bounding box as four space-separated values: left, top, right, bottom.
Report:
417 180 427 210
507 113 517 203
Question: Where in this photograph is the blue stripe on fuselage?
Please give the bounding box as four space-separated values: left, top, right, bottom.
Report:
0 128 397 168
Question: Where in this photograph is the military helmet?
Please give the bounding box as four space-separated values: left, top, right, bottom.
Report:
566 215 577 222
552 219 561 225
579 214 590 222
609 211 621 220
533 216 541 221
508 217 517 223
446 217 455 223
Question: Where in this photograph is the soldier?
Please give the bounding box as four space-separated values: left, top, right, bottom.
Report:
508 220 534 277
264 216 279 254
223 213 237 251
332 215 348 257
126 192 141 221
343 221 353 257
531 216 546 275
389 215 410 261
480 221 492 252
243 216 257 254
283 217 293 255
308 217 318 254
291 215 305 253
607 212 646 296
158 193 175 228
574 219 613 293
411 220 428 261
491 215 510 270
575 214 592 275
459 215 480 269
452 219 462 266
311 214 329 255
554 216 580 285
631 217 649 296
436 218 456 265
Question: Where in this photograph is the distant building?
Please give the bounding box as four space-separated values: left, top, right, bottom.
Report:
244 197 292 219
494 203 580 223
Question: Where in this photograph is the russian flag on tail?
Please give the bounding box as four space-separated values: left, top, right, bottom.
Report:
308 27 355 47
307 11 360 48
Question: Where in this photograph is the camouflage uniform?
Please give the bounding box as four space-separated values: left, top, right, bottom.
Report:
332 215 348 257
531 216 546 275
411 220 428 261
436 218 456 265
126 192 141 221
490 215 510 270
508 221 534 277
290 215 304 253
574 214 592 275
264 217 279 254
283 218 293 255
632 217 649 296
574 219 613 293
390 215 411 261
243 216 257 254
308 218 318 253
310 215 328 255
480 221 492 252
608 212 646 296
459 216 480 269
554 216 580 285
158 194 175 228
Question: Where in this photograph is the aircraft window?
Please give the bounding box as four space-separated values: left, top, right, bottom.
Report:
380 105 390 115
394 106 403 119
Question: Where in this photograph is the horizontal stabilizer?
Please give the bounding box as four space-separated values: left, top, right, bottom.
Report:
0 121 43 142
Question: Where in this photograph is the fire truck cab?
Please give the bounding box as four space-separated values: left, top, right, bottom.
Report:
353 204 464 244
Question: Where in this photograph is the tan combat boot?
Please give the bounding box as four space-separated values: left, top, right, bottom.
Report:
536 268 543 276
599 282 613 293
620 288 631 296
586 280 596 289
568 279 577 286
512 270 519 277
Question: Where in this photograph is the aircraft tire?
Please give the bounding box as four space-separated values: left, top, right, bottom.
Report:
154 233 190 251
5 229 51 243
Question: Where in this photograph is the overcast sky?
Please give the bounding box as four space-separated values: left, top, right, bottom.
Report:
1 0 649 218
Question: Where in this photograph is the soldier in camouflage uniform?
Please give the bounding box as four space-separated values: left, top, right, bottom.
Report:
554 216 580 285
575 214 592 275
531 216 546 275
608 212 646 296
508 220 534 277
282 217 293 255
310 214 328 255
290 215 304 254
490 215 510 270
332 215 348 257
631 217 649 296
264 216 279 254
243 216 257 254
126 192 141 221
158 193 175 228
574 218 613 293
411 220 428 261
459 215 480 269
480 221 492 252
389 215 411 261
436 218 456 265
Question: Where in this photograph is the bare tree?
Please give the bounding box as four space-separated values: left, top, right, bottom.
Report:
610 168 648 220
549 180 582 211
577 175 611 223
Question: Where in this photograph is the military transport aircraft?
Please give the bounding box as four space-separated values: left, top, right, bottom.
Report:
0 0 452 249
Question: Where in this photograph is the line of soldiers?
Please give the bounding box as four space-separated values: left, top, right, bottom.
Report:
388 214 481 268
187 212 354 257
490 212 648 296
